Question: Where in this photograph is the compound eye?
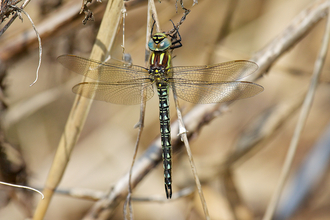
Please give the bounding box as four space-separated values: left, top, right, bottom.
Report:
160 41 164 47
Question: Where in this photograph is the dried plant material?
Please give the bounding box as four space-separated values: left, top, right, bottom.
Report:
0 0 32 36
0 181 44 199
0 0 22 23
80 0 95 24
0 1 42 86
33 0 124 219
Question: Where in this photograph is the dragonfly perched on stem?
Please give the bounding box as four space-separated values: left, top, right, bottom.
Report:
58 27 263 199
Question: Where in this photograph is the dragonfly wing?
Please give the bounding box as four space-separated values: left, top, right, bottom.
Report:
170 60 258 82
72 80 154 105
172 80 263 104
58 54 149 82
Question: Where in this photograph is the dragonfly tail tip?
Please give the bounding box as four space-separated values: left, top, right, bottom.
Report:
165 184 172 199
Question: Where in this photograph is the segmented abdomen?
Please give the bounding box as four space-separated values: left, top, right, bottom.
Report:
157 83 172 199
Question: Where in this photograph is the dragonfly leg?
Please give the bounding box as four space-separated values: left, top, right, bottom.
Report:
169 19 182 50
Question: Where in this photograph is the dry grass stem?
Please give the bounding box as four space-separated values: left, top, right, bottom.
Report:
54 185 194 203
144 0 160 65
55 187 106 201
172 87 210 220
123 2 161 219
130 186 195 202
32 0 124 219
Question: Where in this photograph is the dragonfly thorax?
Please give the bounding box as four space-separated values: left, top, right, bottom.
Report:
149 50 172 79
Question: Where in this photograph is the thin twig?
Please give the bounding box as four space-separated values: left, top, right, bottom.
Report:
172 87 210 220
131 186 195 202
262 2 330 220
165 4 190 36
17 8 41 86
144 0 160 65
122 2 137 219
0 181 44 199
4 5 42 86
121 4 127 59
123 82 147 220
54 186 194 202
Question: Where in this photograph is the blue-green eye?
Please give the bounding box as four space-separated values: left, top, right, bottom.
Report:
158 38 171 50
148 33 171 51
148 38 156 51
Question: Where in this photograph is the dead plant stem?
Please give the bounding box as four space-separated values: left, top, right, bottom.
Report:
32 0 124 219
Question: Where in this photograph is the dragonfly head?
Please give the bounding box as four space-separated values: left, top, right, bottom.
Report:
148 33 171 52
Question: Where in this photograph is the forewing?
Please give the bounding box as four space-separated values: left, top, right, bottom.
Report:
172 80 263 104
170 60 258 82
72 80 154 105
58 54 149 82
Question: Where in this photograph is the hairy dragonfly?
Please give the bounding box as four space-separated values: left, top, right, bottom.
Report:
58 31 263 199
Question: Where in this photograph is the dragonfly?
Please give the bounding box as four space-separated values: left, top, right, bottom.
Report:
58 30 263 199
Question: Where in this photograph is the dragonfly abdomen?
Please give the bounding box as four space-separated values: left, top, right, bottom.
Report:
157 83 172 199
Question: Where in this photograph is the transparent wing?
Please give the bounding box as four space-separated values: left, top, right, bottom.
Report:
72 80 154 105
170 60 258 82
172 80 263 104
58 54 150 82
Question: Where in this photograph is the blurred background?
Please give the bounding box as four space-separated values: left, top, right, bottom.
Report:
0 0 330 219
